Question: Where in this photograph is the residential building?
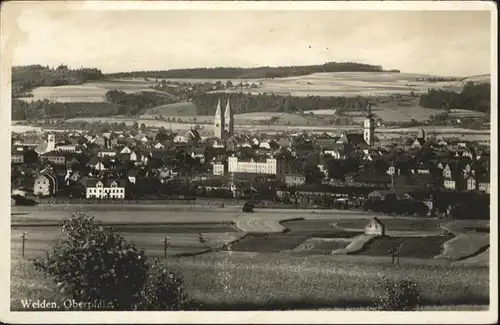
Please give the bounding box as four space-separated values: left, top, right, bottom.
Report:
41 151 68 165
11 151 23 164
213 162 225 176
284 174 306 187
478 178 490 194
465 175 477 191
127 169 144 184
82 178 126 199
98 150 117 158
33 173 58 197
154 142 165 149
443 179 456 190
174 135 188 143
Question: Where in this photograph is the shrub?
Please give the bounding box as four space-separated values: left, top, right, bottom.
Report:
375 277 421 311
33 212 189 311
138 257 194 310
242 202 254 213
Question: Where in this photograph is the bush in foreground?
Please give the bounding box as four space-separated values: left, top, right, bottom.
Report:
375 277 421 311
33 212 190 310
139 257 194 310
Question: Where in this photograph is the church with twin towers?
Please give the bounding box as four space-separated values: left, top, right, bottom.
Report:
213 98 234 139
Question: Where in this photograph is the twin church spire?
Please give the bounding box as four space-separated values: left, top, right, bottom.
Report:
214 98 233 139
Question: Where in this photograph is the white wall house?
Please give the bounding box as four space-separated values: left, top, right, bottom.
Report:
213 162 225 176
85 179 126 199
478 182 490 194
98 150 117 158
443 179 456 190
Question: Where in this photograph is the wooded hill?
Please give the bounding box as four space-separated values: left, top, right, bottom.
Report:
105 62 394 79
12 65 103 97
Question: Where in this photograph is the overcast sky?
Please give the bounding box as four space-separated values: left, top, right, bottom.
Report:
8 7 492 77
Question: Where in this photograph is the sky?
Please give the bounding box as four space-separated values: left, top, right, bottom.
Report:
7 6 493 77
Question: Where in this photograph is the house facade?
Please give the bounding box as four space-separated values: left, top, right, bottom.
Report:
83 179 126 199
228 155 284 175
284 174 306 187
33 173 57 197
213 162 225 176
478 182 490 194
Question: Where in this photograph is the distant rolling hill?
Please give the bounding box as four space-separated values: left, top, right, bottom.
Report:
14 67 490 123
209 71 469 97
461 74 491 84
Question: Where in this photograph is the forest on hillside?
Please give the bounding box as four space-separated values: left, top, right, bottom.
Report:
105 62 393 79
11 99 116 121
12 65 103 97
419 82 490 113
11 90 176 120
191 92 373 115
11 92 374 120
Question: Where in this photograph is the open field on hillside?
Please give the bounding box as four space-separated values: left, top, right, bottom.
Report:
372 103 438 122
17 79 159 103
436 234 490 261
10 249 489 311
140 101 198 117
10 207 490 311
209 72 467 97
354 235 453 259
16 72 480 104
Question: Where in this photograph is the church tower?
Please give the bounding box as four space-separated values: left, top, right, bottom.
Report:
363 104 375 147
213 99 225 139
224 99 234 137
47 133 56 153
418 128 426 140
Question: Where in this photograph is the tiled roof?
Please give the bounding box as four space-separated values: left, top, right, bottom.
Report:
80 177 126 188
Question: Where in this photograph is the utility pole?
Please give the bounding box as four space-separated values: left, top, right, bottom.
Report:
20 232 28 259
162 237 170 259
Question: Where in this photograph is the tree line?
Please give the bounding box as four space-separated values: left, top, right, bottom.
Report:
12 90 176 120
12 65 103 97
12 99 116 120
105 62 391 79
190 92 373 115
105 90 176 116
419 82 490 113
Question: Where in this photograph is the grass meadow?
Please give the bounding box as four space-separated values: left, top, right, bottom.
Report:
210 72 468 97
17 79 159 103
10 249 489 311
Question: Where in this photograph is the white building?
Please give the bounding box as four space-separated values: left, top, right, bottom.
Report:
478 181 490 194
213 162 225 176
84 179 126 199
98 150 117 158
227 155 284 175
174 135 188 143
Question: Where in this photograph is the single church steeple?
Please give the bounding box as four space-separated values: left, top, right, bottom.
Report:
224 99 234 137
213 99 225 139
363 104 375 147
